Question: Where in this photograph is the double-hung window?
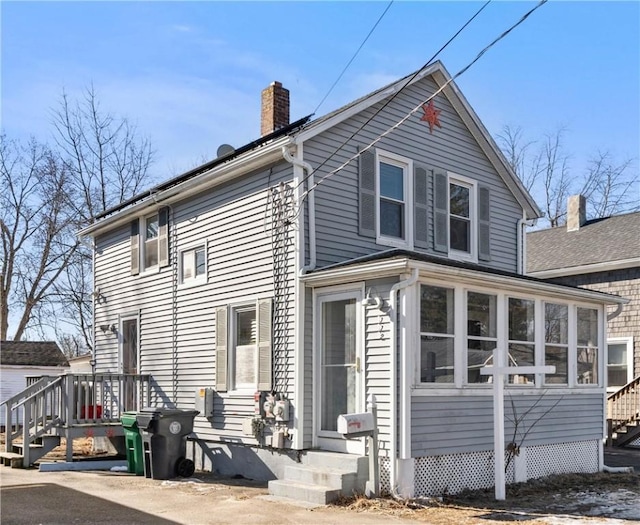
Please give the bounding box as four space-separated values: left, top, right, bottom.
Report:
144 215 159 269
449 176 476 260
233 306 258 390
215 299 273 393
376 150 411 248
420 284 454 383
607 337 633 390
130 207 169 275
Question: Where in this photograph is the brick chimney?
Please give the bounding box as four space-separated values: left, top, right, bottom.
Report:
566 194 586 232
261 81 289 136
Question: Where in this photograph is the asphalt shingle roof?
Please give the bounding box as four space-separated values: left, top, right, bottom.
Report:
527 212 640 273
0 341 69 367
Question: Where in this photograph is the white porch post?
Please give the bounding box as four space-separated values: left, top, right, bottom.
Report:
480 365 555 500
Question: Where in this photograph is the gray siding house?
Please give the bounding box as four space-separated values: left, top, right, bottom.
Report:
80 62 625 499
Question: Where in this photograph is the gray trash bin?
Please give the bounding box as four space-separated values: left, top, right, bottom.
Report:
136 407 199 480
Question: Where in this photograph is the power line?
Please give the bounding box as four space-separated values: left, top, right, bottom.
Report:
297 0 548 205
296 0 492 193
313 1 395 116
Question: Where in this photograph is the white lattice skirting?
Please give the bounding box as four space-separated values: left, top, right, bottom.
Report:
409 440 599 497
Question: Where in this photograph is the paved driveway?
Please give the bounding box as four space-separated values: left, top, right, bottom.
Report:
0 466 420 525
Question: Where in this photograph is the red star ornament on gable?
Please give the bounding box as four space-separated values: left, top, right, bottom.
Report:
420 100 442 134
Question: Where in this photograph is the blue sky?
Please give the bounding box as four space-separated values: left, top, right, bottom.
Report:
2 1 639 183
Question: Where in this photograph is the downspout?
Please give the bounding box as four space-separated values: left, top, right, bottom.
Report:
282 146 316 273
517 213 536 275
389 267 419 495
607 303 623 321
282 144 315 451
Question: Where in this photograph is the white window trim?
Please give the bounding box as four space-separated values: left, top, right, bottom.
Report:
375 149 413 249
229 302 259 394
606 336 633 391
413 281 605 391
178 240 208 287
141 212 160 275
447 172 477 263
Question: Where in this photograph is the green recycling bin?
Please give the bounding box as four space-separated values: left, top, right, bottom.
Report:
121 411 144 476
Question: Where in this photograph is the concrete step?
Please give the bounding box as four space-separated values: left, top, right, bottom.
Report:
302 450 368 474
283 463 357 491
0 452 24 468
268 479 343 505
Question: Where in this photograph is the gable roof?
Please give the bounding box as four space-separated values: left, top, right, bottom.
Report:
291 61 541 220
1 341 69 367
79 60 541 238
527 211 640 276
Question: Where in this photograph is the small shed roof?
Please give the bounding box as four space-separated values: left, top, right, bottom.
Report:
0 341 69 367
527 211 640 274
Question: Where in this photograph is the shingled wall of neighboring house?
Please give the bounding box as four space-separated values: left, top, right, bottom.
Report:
547 267 640 379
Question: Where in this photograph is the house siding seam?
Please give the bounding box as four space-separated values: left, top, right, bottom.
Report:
94 161 299 445
302 76 522 273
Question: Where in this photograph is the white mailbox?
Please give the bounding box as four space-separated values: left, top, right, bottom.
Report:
337 412 375 436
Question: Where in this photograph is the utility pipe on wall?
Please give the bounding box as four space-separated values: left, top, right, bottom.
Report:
282 146 316 273
388 267 419 495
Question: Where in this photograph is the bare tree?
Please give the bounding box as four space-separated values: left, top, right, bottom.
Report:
1 87 154 347
0 136 79 340
50 86 155 350
498 125 638 228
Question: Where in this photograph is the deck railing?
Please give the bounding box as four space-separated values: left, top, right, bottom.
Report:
606 375 640 444
2 373 151 460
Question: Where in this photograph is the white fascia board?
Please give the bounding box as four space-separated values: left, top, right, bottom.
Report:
78 136 292 238
430 68 542 220
527 257 640 279
301 259 410 287
303 256 628 305
293 64 438 144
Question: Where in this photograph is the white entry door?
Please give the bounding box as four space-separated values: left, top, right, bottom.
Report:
314 288 364 454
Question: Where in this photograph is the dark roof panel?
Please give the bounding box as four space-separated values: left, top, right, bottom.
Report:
1 341 69 367
527 212 640 273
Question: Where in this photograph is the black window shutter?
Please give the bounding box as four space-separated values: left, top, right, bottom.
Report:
158 207 169 268
433 170 449 253
358 146 376 238
130 219 140 275
414 165 429 249
478 186 491 261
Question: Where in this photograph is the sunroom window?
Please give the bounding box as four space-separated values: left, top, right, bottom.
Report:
508 298 535 385
420 285 454 383
577 308 598 384
466 292 497 384
544 303 569 384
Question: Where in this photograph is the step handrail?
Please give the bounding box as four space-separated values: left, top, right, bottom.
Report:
607 375 640 437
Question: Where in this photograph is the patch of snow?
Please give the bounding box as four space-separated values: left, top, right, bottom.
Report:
110 466 129 472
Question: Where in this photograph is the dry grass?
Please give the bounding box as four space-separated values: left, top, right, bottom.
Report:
331 472 640 524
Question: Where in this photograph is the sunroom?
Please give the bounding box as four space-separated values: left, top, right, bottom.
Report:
302 251 627 496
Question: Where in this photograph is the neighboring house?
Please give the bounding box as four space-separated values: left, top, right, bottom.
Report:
527 197 640 391
79 62 625 499
0 341 69 425
68 353 94 374
527 197 640 448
